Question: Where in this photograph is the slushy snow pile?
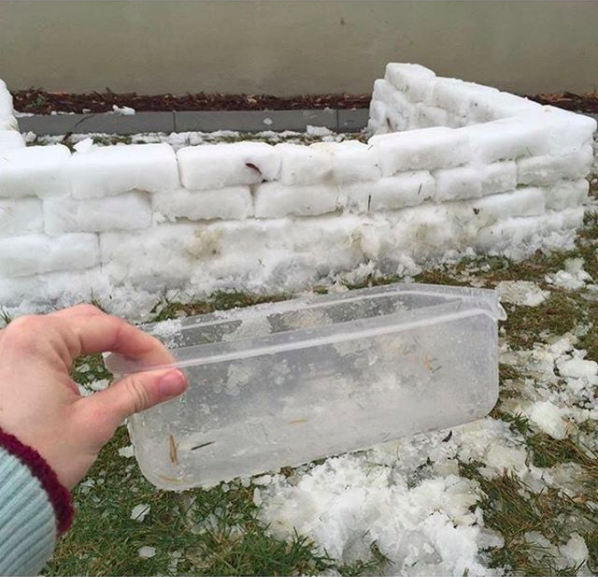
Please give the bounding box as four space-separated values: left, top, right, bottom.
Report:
0 63 595 316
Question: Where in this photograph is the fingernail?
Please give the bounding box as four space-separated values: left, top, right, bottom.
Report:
158 369 187 398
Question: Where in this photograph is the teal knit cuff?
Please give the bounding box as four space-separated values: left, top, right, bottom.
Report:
0 446 57 576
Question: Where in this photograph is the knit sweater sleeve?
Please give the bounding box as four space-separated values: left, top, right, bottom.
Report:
0 429 74 576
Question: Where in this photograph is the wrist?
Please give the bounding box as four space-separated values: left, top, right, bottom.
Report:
0 426 74 535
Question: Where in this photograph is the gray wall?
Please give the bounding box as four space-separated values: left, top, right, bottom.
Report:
1 1 597 96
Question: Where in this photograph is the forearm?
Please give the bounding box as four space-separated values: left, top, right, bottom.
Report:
0 428 73 576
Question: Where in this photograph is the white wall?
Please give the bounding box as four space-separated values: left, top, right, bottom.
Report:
1 1 597 96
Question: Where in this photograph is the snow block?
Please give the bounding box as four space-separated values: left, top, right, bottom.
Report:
385 108 409 132
276 143 333 186
100 223 199 287
0 145 71 198
434 166 483 201
468 91 544 123
474 208 584 252
312 141 381 184
372 79 398 107
414 104 450 129
390 91 417 121
153 186 254 221
0 268 106 308
481 161 518 195
0 131 25 152
0 116 18 132
0 233 99 277
70 142 178 199
368 100 388 133
177 142 280 191
430 78 500 118
542 179 589 211
463 187 546 222
0 80 13 117
384 63 436 102
460 117 550 163
0 198 44 238
370 127 471 176
536 108 597 152
254 182 340 218
44 191 152 236
341 171 435 213
382 204 455 260
517 145 594 186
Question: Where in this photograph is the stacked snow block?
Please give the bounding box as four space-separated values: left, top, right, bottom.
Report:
0 63 595 307
0 80 25 152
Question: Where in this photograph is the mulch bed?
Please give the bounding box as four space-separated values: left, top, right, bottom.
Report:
12 90 371 115
525 92 598 114
12 88 598 115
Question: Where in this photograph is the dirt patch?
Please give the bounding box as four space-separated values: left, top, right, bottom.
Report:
13 90 371 115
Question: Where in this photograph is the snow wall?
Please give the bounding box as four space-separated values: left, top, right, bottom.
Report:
0 64 595 310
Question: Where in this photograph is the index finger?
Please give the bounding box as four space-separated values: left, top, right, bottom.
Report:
55 314 176 369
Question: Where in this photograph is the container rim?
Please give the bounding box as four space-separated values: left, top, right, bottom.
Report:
106 283 506 376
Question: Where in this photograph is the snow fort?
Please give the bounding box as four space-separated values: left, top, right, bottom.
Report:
0 63 595 312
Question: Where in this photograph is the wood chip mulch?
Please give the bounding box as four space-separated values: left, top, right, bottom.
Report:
12 90 372 115
12 88 598 115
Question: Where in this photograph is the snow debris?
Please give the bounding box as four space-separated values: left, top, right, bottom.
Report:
130 503 151 522
78 478 96 495
89 379 110 391
546 258 593 290
77 384 93 397
258 452 503 575
558 533 589 567
112 105 136 116
118 445 135 458
137 546 156 559
306 125 334 137
482 444 528 478
73 138 94 154
168 550 183 574
495 280 548 307
526 401 570 440
557 357 598 379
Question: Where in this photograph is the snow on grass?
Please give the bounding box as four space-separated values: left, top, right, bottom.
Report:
23 126 367 151
496 280 549 307
130 503 151 522
137 546 156 559
546 258 593 291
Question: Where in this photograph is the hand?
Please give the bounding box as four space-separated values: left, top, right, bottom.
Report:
0 305 187 490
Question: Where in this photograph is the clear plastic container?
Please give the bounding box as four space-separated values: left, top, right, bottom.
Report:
105 283 506 490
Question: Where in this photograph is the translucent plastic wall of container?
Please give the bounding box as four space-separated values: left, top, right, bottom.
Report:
106 283 506 490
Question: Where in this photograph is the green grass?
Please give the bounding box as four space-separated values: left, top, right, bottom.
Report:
46 426 388 576
45 429 334 576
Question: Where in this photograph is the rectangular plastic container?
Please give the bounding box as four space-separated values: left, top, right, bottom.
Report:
105 283 506 490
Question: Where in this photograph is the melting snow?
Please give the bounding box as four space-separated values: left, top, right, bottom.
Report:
137 546 156 559
495 280 548 307
130 503 151 522
546 258 593 290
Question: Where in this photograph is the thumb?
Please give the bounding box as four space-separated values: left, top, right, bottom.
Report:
83 368 187 430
